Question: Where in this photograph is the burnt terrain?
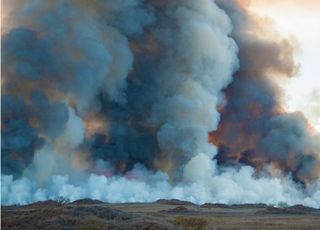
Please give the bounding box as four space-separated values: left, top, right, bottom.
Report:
2 199 320 229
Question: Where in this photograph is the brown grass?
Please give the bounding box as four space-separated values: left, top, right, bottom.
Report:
172 216 208 230
79 215 110 230
2 201 320 230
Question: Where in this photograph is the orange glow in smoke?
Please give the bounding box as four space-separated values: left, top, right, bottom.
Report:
85 112 109 139
71 149 93 171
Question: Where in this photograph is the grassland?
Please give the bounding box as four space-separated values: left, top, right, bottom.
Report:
2 199 320 229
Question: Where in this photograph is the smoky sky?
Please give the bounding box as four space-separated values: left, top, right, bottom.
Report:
213 0 320 184
1 0 319 206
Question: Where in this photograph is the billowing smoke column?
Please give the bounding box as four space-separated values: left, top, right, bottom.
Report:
211 0 320 185
1 0 320 207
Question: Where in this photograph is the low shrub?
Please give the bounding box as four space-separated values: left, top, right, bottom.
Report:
277 201 289 208
55 196 70 206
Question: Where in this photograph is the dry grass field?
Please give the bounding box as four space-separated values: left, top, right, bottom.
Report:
2 199 320 229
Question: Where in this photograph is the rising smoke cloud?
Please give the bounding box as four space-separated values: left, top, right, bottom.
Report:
1 0 320 207
211 0 320 185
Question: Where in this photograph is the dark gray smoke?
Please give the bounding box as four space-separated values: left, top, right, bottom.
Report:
2 0 237 177
212 0 320 185
1 0 319 207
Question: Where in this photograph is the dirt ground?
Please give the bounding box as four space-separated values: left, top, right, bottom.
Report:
2 199 320 229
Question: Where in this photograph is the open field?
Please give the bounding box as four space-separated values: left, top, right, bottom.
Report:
2 199 320 229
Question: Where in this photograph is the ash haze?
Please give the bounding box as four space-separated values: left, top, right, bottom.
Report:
248 0 320 132
1 0 320 208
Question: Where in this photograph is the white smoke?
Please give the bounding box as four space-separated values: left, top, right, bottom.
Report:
1 0 320 209
2 163 320 207
150 0 238 164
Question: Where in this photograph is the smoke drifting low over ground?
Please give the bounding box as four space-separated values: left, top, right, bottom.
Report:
2 0 320 207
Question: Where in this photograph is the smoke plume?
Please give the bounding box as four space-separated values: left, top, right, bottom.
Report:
211 0 320 185
2 0 320 207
